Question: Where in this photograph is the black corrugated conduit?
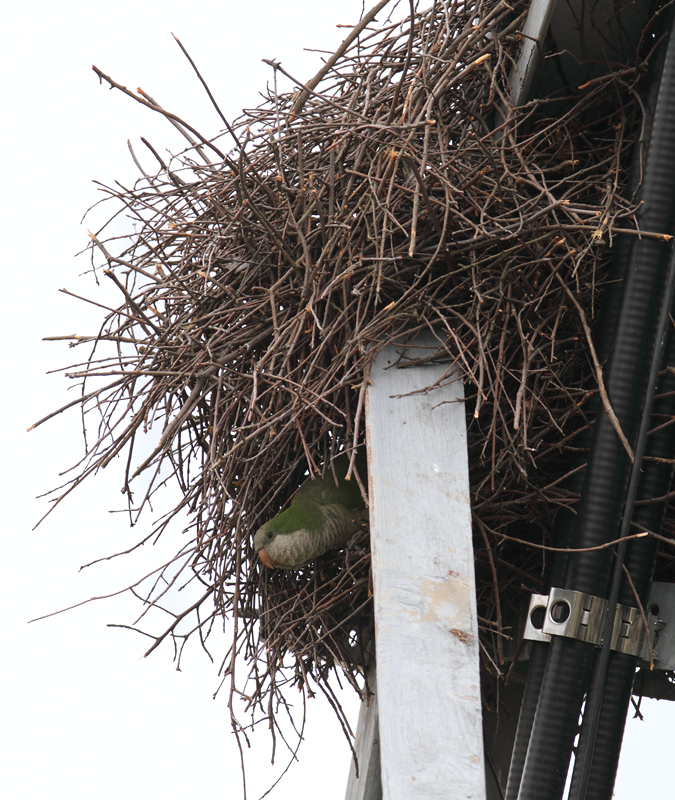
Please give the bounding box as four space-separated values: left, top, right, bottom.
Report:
501 24 665 792
503 641 549 800
503 472 584 800
569 231 675 800
513 11 675 800
503 156 644 800
567 313 675 800
503 83 658 800
565 21 675 795
502 122 652 800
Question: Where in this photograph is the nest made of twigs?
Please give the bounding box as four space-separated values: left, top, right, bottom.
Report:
35 0 674 767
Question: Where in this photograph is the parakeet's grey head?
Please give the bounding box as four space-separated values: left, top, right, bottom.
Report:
254 518 318 569
254 523 280 568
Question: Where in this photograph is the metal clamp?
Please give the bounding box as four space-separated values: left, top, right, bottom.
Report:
542 588 607 645
523 593 551 643
523 588 662 661
611 603 645 657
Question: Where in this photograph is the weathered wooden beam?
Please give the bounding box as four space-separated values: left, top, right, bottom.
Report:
350 332 485 799
507 0 558 106
345 667 382 800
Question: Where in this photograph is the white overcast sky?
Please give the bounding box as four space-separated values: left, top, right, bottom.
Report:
2 1 672 798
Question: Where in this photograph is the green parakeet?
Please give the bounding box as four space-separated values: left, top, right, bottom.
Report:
254 451 368 569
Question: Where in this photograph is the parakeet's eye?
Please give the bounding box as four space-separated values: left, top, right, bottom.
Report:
266 530 275 541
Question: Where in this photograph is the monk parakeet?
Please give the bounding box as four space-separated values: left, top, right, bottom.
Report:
254 451 368 569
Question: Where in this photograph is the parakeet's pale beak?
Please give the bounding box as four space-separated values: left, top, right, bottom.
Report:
258 549 276 569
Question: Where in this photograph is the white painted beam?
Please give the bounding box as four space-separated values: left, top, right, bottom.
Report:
345 668 382 800
360 332 485 800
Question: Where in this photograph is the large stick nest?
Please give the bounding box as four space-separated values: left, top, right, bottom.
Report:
37 0 673 768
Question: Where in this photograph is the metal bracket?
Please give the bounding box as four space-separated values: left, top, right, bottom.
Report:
523 587 666 661
523 593 551 643
611 602 652 658
542 587 608 645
